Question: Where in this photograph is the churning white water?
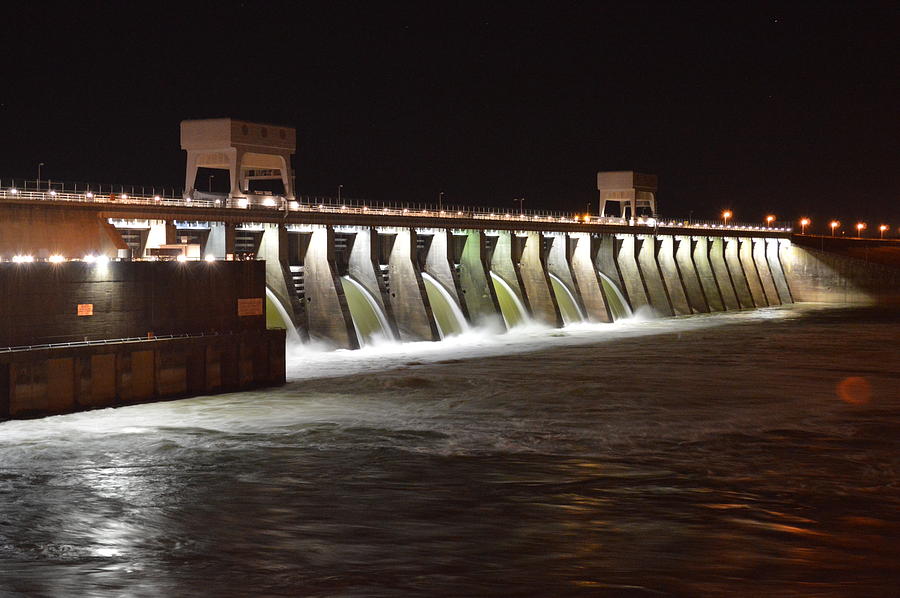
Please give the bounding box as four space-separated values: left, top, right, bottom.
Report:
1 304 898 597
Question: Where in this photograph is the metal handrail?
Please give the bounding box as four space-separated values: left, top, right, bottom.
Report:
0 178 793 232
0 330 253 353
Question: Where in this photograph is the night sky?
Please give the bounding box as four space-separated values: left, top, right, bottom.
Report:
2 2 897 231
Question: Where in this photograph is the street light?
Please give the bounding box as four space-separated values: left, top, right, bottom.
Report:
37 162 44 190
766 215 776 227
722 210 732 227
856 222 866 237
338 184 343 203
208 175 214 192
879 224 888 239
439 191 444 212
514 197 525 214
799 217 810 234
830 220 840 237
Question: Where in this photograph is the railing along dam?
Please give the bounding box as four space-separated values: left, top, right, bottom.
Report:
0 188 796 349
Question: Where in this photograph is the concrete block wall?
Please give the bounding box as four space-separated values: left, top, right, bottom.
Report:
0 261 267 348
0 330 285 421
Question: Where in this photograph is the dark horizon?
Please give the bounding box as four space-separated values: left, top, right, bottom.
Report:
1 2 897 231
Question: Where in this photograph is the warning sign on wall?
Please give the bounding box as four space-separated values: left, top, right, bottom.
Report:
237 297 264 317
77 303 94 316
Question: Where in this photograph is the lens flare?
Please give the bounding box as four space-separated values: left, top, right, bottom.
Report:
836 376 871 405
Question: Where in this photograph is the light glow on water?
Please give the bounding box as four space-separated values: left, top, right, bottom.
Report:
2 303 898 597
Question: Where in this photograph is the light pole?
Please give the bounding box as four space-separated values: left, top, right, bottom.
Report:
766 215 776 228
37 163 44 190
722 210 732 227
514 197 525 214
830 221 840 237
856 222 866 237
439 191 444 212
879 224 888 239
338 184 343 203
799 218 810 235
208 175 214 192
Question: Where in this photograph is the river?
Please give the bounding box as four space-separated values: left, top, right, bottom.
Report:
1 305 898 596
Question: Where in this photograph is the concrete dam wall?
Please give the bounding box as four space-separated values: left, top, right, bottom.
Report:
262 227 800 348
6 198 897 355
780 242 900 305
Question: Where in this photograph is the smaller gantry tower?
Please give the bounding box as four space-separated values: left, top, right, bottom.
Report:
597 171 658 218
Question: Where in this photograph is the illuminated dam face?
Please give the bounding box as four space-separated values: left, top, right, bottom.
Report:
0 190 796 351
261 227 794 349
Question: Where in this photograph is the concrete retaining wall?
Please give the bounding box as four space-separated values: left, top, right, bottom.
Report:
0 330 285 421
781 244 900 304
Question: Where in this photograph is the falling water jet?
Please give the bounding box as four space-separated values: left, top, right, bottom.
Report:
597 272 632 321
340 276 394 347
489 271 528 329
421 272 468 339
265 287 303 344
548 273 586 325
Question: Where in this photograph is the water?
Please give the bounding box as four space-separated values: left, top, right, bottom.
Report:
490 271 527 328
1 305 899 596
421 273 468 339
341 276 395 346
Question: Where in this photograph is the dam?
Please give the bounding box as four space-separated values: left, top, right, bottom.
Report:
0 179 800 350
2 118 899 418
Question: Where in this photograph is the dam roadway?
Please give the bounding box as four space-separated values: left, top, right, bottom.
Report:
3 186 897 351
0 190 792 236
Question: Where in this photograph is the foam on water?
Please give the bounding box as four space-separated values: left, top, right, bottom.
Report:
1 303 899 596
283 305 786 381
0 306 795 448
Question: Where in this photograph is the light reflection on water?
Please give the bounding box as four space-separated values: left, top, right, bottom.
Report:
1 304 899 597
